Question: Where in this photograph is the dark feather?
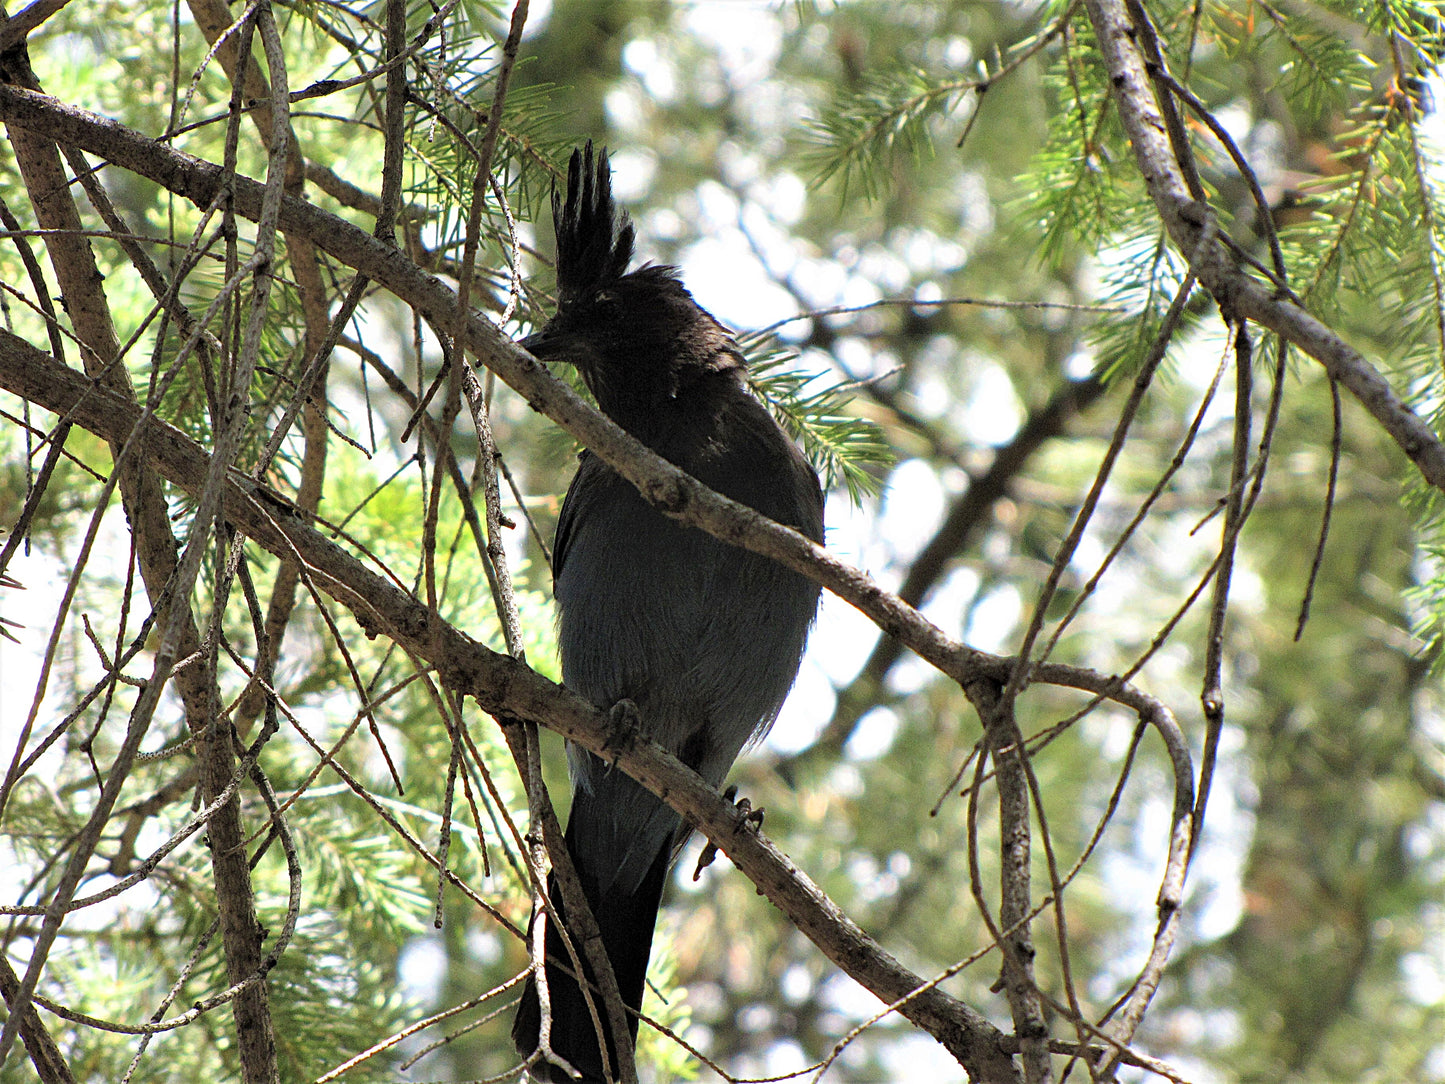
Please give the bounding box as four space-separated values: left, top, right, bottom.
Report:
513 143 823 1083
553 141 635 301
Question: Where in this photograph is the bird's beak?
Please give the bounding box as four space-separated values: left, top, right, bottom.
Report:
521 325 572 366
519 324 583 369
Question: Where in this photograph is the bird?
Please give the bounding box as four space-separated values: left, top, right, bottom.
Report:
510 142 824 1082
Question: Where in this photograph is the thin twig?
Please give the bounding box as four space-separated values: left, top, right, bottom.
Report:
1295 373 1341 639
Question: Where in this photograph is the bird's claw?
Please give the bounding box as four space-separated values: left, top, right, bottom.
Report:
732 785 766 830
692 785 765 880
602 698 642 767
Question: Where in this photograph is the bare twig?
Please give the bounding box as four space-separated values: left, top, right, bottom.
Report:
1004 267 1201 710
1081 0 1445 492
0 327 1030 1079
969 680 1051 1084
1295 375 1341 639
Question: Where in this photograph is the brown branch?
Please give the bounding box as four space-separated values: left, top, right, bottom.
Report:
187 0 336 754
969 681 1051 1084
0 0 70 56
0 32 228 1069
0 328 1023 1083
0 955 73 1084
0 82 1002 694
798 371 1108 765
1081 0 1445 492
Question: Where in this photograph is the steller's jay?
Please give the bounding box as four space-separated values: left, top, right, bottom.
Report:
510 143 824 1082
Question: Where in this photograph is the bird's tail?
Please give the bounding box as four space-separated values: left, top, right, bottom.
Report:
511 819 670 1083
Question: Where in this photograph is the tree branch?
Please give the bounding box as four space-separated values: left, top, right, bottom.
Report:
1081 0 1445 492
0 329 1023 1082
0 32 276 1074
0 85 1199 1081
0 82 1002 691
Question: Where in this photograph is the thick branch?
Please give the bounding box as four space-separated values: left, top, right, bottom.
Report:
1082 0 1445 491
971 682 1051 1084
0 331 1022 1083
0 41 274 1077
0 956 73 1084
0 84 1000 690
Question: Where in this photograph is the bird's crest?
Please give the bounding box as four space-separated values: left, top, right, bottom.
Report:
553 141 635 301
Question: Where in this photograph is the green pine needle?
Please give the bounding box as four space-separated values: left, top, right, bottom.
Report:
741 333 892 503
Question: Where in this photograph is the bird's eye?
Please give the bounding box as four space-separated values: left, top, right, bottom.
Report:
593 290 619 318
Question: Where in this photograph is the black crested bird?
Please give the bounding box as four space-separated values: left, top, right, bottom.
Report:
510 144 824 1082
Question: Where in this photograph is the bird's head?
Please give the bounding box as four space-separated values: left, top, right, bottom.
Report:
520 143 743 433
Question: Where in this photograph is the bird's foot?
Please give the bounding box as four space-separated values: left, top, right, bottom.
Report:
728 784 766 831
692 785 765 880
602 698 642 766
